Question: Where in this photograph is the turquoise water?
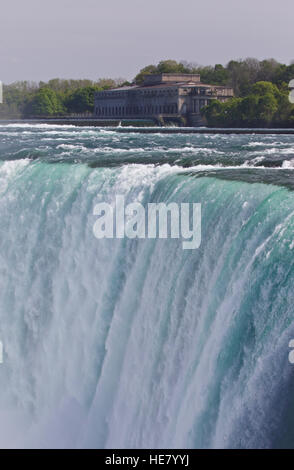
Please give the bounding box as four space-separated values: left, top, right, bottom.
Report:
0 123 294 448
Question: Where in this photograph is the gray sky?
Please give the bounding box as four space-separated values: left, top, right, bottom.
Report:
1 0 293 83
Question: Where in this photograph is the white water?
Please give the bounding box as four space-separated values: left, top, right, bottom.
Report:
1 129 294 448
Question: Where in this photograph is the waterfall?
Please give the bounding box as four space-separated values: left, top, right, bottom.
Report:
1 125 294 448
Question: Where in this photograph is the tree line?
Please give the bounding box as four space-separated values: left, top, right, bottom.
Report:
1 58 294 126
0 78 126 118
202 81 294 128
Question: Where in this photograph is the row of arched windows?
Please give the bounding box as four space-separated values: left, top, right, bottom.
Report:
95 103 178 117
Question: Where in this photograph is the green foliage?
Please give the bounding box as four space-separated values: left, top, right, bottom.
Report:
156 60 186 74
135 60 190 84
135 65 158 84
0 78 122 118
26 88 64 116
0 82 37 117
202 81 294 127
65 86 102 114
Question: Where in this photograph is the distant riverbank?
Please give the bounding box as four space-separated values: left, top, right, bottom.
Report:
1 118 294 134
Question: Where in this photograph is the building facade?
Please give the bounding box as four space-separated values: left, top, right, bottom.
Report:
94 73 234 126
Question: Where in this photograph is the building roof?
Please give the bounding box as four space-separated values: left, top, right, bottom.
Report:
143 73 201 86
95 74 234 95
105 82 233 92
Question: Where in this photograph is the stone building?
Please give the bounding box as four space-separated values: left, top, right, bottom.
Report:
94 73 234 126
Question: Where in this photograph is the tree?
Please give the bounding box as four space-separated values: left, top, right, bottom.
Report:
258 59 282 83
65 86 102 114
156 60 186 74
202 81 292 128
200 100 223 126
28 88 63 116
135 65 158 84
134 60 190 84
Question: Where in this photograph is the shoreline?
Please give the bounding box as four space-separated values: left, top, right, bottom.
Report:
1 118 294 134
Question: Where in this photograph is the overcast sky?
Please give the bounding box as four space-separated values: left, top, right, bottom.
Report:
0 0 293 83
